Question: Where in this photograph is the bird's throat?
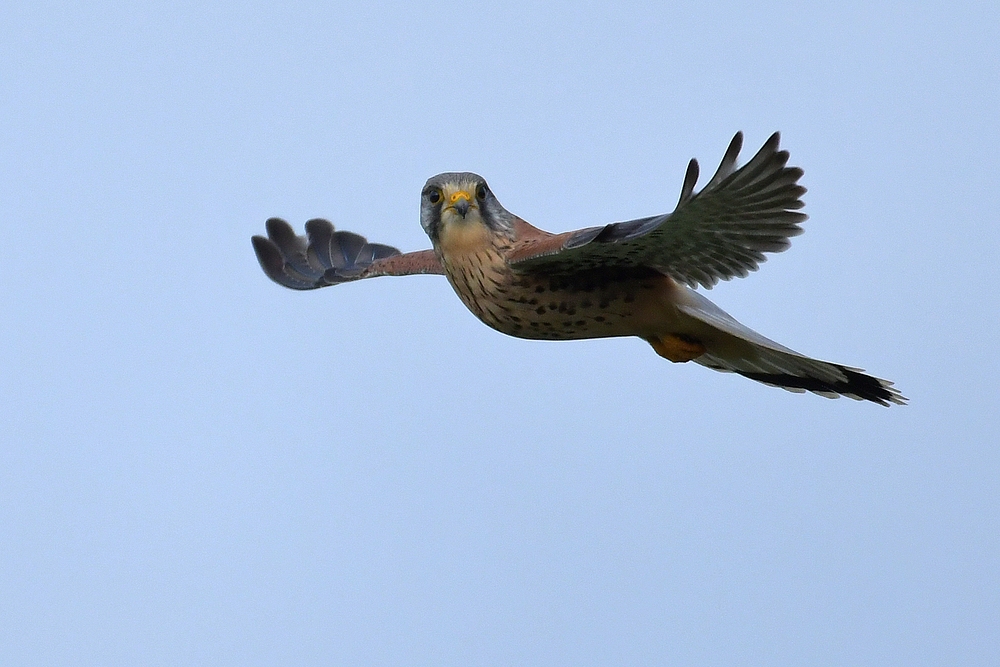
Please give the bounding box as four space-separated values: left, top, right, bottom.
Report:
436 219 493 256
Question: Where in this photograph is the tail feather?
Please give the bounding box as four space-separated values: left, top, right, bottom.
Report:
738 368 904 406
675 288 907 406
695 352 906 406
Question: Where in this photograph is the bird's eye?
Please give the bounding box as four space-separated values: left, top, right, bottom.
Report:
475 184 488 201
428 189 441 204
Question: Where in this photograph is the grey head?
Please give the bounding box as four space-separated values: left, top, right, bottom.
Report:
419 172 516 243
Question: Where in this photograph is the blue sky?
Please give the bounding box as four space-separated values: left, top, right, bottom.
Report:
2 1 998 664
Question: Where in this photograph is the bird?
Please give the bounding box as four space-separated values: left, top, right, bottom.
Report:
251 132 906 406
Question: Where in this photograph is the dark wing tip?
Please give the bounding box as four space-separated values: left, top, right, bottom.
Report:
252 218 402 290
265 217 299 246
250 232 317 290
767 130 781 146
724 131 745 166
677 159 700 206
251 234 285 280
510 132 809 288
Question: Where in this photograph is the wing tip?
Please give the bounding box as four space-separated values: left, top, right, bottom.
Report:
251 217 422 289
678 159 700 206
264 217 296 241
251 234 286 280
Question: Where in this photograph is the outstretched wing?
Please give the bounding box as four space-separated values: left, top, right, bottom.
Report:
509 132 807 289
251 217 444 290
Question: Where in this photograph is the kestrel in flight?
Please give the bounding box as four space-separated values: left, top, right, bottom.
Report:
252 132 906 406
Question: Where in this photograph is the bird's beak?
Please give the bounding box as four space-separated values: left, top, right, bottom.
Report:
448 191 472 218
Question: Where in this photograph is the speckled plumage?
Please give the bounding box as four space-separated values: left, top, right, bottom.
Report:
252 133 906 406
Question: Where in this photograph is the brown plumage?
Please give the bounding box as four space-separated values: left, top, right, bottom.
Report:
252 132 906 405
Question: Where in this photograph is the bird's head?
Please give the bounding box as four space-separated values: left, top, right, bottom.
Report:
419 172 515 248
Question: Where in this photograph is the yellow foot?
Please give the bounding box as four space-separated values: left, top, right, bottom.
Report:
646 333 706 363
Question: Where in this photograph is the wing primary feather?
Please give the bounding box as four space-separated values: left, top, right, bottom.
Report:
722 135 783 189
251 235 318 290
510 132 808 288
304 218 337 269
252 218 443 289
264 218 318 279
370 243 401 261
254 218 394 289
704 131 744 190
265 218 306 258
677 159 700 207
332 231 369 267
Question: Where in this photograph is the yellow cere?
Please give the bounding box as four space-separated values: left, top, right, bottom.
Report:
449 190 471 205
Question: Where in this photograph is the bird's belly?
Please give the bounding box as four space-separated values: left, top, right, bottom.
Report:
451 270 684 341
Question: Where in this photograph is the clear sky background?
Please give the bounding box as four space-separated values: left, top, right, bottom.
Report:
2 1 998 665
